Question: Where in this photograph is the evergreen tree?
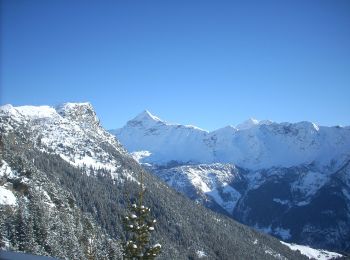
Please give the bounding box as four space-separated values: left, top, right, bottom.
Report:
122 172 161 259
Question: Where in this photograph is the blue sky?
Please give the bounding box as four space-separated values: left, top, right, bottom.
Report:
1 0 350 130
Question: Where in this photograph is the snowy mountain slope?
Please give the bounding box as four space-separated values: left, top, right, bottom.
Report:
149 160 350 252
111 110 213 165
112 111 350 169
1 103 315 259
151 163 243 214
112 111 350 254
1 103 132 180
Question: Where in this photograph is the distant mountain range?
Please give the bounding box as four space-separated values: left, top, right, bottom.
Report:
111 110 350 169
1 102 329 259
111 110 350 253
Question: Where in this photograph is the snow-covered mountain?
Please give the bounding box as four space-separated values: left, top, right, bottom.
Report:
111 110 350 169
111 110 350 253
2 103 319 259
1 103 133 180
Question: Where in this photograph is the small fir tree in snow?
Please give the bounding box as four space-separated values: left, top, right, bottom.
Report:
122 172 161 259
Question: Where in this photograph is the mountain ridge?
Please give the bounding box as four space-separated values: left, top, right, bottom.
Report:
114 109 346 132
111 110 350 170
112 109 350 253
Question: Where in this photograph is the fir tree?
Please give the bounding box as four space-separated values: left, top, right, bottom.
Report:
122 171 161 259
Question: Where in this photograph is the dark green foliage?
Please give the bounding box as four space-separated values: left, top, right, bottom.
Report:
123 203 161 259
122 174 161 259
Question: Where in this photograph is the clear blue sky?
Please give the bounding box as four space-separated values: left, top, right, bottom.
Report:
1 0 350 130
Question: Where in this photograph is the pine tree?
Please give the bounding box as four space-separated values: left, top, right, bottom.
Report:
122 172 161 259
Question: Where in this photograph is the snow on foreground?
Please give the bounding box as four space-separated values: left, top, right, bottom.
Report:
281 242 343 259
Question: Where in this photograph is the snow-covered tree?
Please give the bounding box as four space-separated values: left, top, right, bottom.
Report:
122 172 161 259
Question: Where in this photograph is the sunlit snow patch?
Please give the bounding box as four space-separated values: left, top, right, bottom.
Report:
0 186 17 206
131 150 152 163
196 250 207 258
0 161 18 206
0 160 18 179
59 154 117 173
281 242 342 259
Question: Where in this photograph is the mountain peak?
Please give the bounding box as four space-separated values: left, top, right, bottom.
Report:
56 102 93 113
56 102 99 127
132 110 162 122
236 118 260 130
235 118 274 130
